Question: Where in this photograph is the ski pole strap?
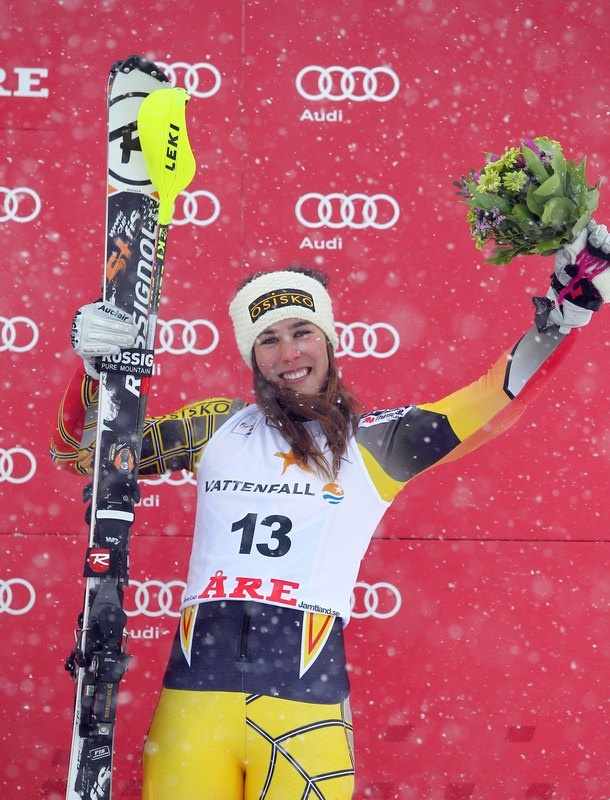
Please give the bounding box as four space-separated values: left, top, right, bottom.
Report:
556 248 607 306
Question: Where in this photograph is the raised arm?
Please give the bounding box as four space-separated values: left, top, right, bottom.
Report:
355 222 610 502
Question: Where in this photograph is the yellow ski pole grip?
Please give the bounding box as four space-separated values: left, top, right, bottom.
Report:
138 86 197 224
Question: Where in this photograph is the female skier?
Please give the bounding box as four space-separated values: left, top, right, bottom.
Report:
52 222 610 800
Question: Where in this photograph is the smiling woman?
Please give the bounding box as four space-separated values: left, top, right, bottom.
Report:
235 267 360 481
52 229 610 799
253 318 329 394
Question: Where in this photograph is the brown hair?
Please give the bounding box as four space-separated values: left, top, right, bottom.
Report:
242 265 360 480
253 345 360 481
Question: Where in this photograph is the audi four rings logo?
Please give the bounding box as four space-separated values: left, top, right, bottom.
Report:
173 190 221 227
296 66 400 102
336 322 400 359
295 193 400 230
122 579 401 619
156 62 222 98
140 469 196 487
350 581 402 619
1 187 41 223
1 316 39 352
125 580 186 618
0 578 36 615
157 319 219 356
0 447 37 484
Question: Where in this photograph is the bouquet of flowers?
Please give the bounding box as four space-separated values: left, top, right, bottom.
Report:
455 137 600 264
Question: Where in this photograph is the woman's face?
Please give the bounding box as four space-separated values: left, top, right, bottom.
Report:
253 317 330 395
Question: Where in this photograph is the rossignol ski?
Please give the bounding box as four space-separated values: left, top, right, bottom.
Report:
64 55 196 800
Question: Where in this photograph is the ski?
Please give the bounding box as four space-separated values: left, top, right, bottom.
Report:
64 55 196 800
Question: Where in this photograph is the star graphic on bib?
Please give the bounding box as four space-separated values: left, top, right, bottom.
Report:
274 449 315 475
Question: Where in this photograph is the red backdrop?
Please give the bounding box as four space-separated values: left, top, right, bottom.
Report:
3 2 610 798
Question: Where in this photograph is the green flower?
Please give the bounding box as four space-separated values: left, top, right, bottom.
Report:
502 170 528 193
493 146 520 170
477 170 501 192
455 136 600 264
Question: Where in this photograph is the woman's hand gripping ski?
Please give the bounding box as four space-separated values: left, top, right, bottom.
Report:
70 301 138 379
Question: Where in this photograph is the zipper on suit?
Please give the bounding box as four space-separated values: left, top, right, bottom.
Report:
237 605 251 660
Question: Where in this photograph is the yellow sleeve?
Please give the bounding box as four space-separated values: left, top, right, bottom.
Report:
355 327 577 501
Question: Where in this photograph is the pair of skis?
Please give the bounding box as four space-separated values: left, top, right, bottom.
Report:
64 55 196 799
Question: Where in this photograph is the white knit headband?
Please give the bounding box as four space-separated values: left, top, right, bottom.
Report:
228 270 339 367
